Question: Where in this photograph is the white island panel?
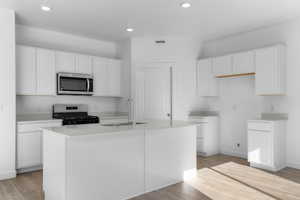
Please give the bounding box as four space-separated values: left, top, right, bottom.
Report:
145 126 197 192
43 121 197 200
67 130 145 200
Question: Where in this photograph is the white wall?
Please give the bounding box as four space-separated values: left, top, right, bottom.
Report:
202 18 300 167
116 40 132 113
15 25 121 115
128 36 211 120
0 8 16 180
16 25 118 58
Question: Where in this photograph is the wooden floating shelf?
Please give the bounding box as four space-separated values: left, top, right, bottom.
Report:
216 72 256 78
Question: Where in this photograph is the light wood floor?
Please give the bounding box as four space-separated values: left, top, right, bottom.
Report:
1 155 300 200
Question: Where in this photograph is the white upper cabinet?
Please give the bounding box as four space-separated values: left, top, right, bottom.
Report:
76 54 93 75
36 48 56 95
16 45 123 97
108 60 121 97
92 58 122 97
93 57 108 96
197 58 218 96
55 51 76 73
232 51 255 74
255 45 286 95
212 55 232 77
16 45 36 95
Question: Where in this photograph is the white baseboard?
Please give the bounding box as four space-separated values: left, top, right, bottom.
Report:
17 165 42 174
0 170 16 180
221 150 247 159
286 162 300 170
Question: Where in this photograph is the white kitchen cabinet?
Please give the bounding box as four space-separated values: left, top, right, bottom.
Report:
36 48 56 95
189 116 219 156
76 54 92 74
55 51 76 73
197 58 219 96
247 120 286 171
16 45 123 97
255 45 286 95
93 57 122 97
17 131 42 170
16 45 36 95
212 55 232 77
108 60 121 97
232 51 255 74
93 57 108 96
17 120 62 172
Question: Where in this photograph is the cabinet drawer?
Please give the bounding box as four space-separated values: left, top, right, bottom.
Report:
248 122 273 131
18 121 62 133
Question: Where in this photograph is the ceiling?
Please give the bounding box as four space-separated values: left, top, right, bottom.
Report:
1 0 300 42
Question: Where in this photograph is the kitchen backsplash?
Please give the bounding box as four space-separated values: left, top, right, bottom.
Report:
16 95 120 114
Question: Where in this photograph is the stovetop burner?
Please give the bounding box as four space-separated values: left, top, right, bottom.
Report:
52 104 99 125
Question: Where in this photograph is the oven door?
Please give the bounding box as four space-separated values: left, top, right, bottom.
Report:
57 73 93 95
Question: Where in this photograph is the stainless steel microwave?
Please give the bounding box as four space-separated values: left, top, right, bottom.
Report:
57 72 93 96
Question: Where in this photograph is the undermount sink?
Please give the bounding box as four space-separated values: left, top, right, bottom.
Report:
101 122 147 126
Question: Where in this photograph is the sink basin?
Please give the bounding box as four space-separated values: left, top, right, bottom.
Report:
101 122 147 126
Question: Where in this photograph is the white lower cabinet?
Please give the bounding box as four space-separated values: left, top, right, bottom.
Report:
17 131 42 170
17 120 62 172
189 116 219 156
247 120 286 171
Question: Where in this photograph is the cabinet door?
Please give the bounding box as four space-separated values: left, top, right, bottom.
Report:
255 46 285 95
93 57 108 96
76 54 92 74
16 45 36 95
212 55 232 77
196 122 209 139
248 130 273 166
255 47 276 95
55 51 76 73
232 51 255 74
108 60 121 97
197 59 218 96
17 131 42 169
36 48 56 95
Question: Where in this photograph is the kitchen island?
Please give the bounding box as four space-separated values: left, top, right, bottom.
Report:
43 120 197 200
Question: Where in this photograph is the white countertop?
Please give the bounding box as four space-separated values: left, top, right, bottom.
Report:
17 114 62 124
43 120 197 137
95 112 129 120
248 113 288 122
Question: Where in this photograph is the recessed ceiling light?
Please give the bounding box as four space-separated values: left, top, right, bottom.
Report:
41 5 52 11
181 2 191 8
126 28 134 32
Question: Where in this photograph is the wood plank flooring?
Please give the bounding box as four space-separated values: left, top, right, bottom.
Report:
1 155 300 200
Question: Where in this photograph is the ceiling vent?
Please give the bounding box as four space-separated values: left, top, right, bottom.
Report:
155 40 166 44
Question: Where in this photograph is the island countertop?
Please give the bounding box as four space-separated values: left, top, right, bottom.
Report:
43 120 197 137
